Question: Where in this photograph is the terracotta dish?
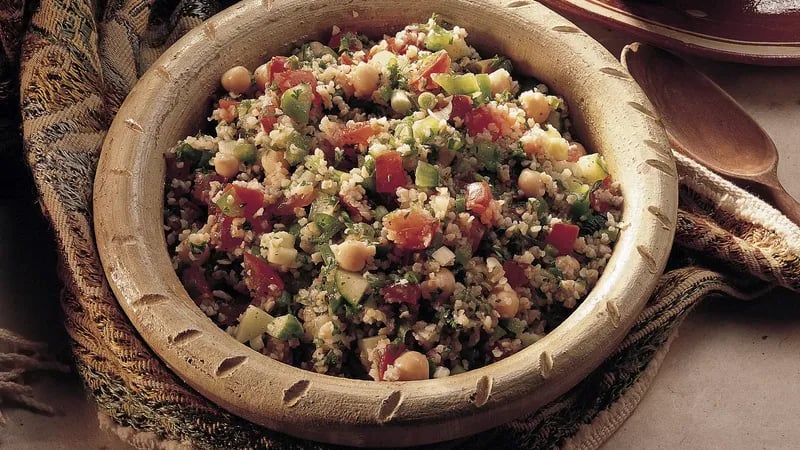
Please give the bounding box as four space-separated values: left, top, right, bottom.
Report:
539 0 800 66
93 0 677 446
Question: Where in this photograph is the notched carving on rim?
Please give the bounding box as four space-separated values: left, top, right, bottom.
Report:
606 300 621 328
637 245 658 274
171 329 202 345
552 25 581 33
282 379 311 408
153 66 172 82
506 0 531 7
377 391 403 423
203 22 217 41
642 158 677 178
215 355 248 378
111 234 138 246
539 351 554 379
469 375 493 407
627 101 658 121
124 118 144 133
644 139 672 157
648 205 672 230
599 67 630 80
109 168 133 177
133 293 169 307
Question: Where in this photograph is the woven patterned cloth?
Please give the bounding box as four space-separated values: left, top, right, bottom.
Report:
5 0 800 448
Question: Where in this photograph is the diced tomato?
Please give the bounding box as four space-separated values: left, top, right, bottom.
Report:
410 51 451 91
339 194 365 223
567 145 583 163
266 56 289 83
272 191 317 216
384 208 438 251
378 343 406 381
217 215 243 252
333 122 379 147
385 37 407 55
192 172 227 205
243 252 285 298
467 220 485 253
340 53 354 65
546 223 580 256
181 264 212 304
464 106 501 141
329 30 362 52
219 184 264 218
374 151 407 194
450 95 473 123
164 153 191 181
274 70 316 92
503 260 528 288
465 181 493 216
590 176 614 213
260 106 279 132
381 283 421 306
217 99 239 123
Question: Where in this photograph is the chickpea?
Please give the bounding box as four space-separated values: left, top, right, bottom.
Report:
333 239 376 272
214 152 240 178
253 63 269 91
518 168 546 198
422 268 456 299
491 285 520 319
221 65 252 94
393 351 429 381
350 62 380 98
519 90 551 123
488 68 512 96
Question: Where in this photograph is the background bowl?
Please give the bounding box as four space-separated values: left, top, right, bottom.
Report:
93 0 677 447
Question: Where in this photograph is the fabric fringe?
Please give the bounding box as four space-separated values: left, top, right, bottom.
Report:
0 328 71 423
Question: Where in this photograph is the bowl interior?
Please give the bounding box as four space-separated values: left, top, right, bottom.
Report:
93 0 677 447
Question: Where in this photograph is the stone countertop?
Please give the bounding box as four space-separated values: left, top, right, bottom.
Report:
1 22 799 450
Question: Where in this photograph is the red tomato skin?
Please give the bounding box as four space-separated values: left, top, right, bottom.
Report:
217 215 243 252
374 152 407 194
378 343 406 380
465 181 493 216
267 56 289 82
381 283 422 305
271 191 317 217
464 106 501 141
546 223 580 256
243 252 285 298
410 51 452 91
450 95 473 122
384 209 438 251
503 260 528 288
230 185 265 219
181 264 212 304
334 122 379 146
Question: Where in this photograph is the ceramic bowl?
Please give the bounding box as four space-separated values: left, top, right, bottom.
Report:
94 0 677 446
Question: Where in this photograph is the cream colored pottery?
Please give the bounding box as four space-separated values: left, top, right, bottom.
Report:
93 0 678 446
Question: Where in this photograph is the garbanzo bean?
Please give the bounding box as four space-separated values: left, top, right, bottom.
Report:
518 168 546 198
393 351 430 381
213 152 240 178
519 90 550 123
221 65 252 94
491 285 520 319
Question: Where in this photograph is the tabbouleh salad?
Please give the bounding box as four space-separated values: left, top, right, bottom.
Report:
163 16 624 382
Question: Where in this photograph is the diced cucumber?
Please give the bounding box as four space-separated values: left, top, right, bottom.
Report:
234 305 275 343
393 119 415 145
454 196 466 213
425 29 454 51
280 83 313 125
214 186 242 217
476 142 499 172
476 74 492 103
417 92 437 111
415 161 439 188
284 131 310 165
576 153 608 184
358 335 385 368
431 73 479 96
544 136 569 161
232 142 257 163
570 183 592 218
412 115 444 143
335 269 370 307
266 314 304 340
520 332 541 347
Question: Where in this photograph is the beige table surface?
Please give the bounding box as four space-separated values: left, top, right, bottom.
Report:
2 21 799 450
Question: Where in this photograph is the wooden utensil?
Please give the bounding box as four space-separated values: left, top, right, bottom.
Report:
622 42 800 225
